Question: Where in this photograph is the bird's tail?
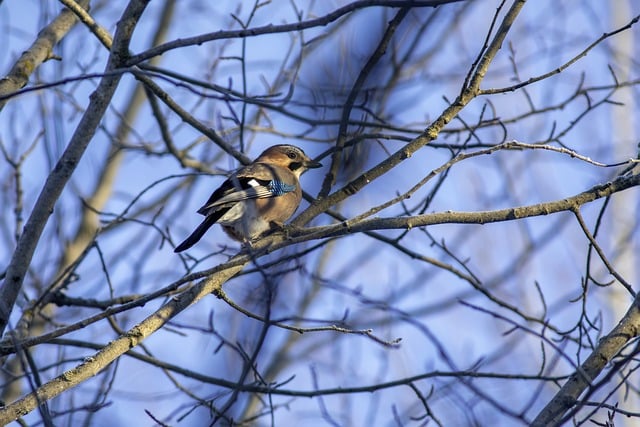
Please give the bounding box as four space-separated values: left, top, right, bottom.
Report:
174 216 217 253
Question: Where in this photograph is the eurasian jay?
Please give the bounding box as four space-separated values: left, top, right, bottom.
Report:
174 144 321 252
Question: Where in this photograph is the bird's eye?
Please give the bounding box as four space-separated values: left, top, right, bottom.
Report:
287 151 297 159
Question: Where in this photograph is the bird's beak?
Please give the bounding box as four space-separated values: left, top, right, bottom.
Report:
305 159 322 169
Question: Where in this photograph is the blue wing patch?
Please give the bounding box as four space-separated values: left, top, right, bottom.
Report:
268 180 296 196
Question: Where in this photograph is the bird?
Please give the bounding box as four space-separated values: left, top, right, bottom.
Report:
174 144 322 252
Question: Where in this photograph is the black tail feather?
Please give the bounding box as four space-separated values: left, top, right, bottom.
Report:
174 216 217 252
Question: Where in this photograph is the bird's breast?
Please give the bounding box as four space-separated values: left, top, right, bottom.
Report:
217 200 270 241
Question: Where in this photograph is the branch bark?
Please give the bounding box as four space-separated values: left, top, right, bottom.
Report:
0 0 90 111
0 0 150 337
0 262 243 425
532 293 640 426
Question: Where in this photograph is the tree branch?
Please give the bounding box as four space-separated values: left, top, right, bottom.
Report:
289 171 640 244
532 293 640 426
0 262 244 425
0 0 150 337
125 0 465 66
0 0 90 111
293 0 528 226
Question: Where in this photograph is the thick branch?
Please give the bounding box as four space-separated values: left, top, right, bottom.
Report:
0 0 150 337
0 0 89 111
291 160 640 244
0 263 244 425
531 293 640 426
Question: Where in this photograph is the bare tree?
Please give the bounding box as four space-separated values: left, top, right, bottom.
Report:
1 1 639 426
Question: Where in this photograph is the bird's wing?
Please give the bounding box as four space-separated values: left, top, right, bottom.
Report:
197 163 296 215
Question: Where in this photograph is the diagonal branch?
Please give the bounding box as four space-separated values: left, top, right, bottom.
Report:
0 262 244 425
288 172 640 243
293 0 528 226
531 293 640 426
0 0 150 337
0 0 90 111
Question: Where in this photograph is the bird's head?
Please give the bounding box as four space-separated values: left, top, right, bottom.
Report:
255 144 322 178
